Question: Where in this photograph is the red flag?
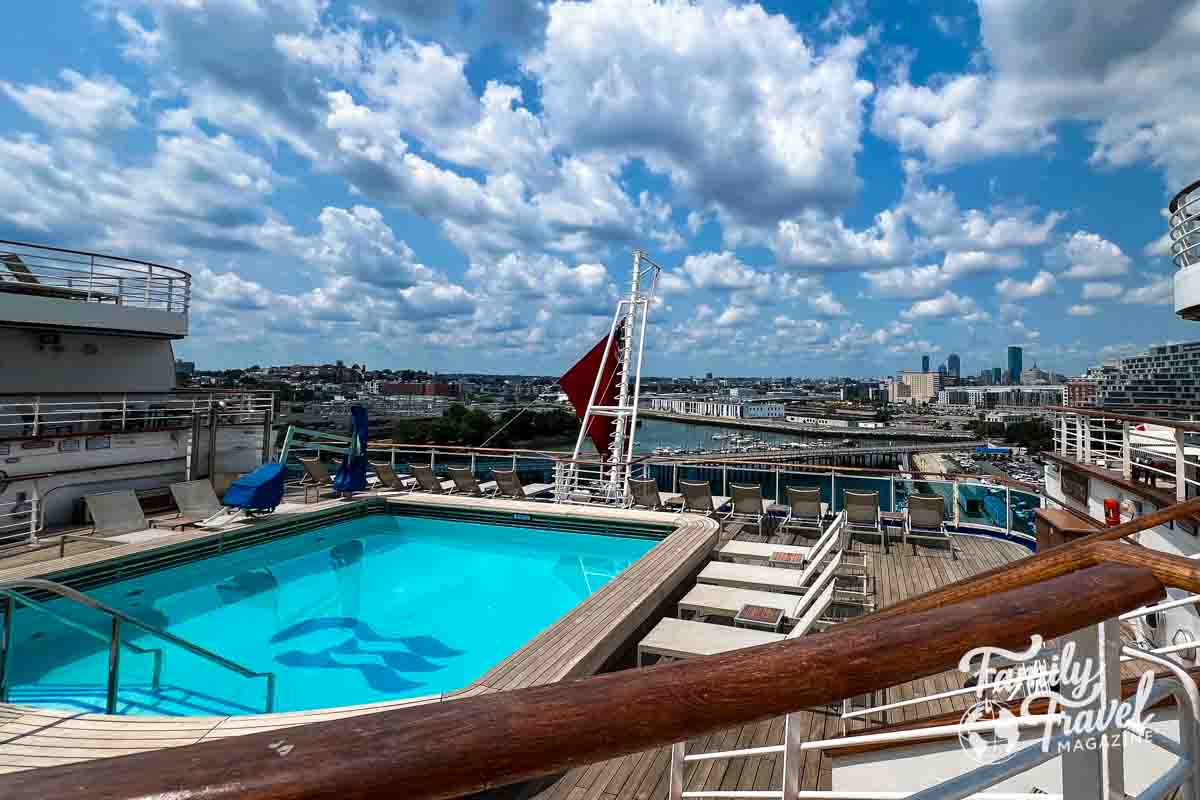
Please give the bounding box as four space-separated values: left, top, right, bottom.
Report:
560 324 624 457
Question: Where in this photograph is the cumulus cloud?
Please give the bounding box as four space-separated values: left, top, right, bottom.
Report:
901 290 988 321
872 0 1200 184
1081 281 1124 300
1122 275 1174 306
1055 231 1131 279
995 270 1056 300
527 0 874 228
1067 303 1098 316
1 70 138 133
861 264 950 299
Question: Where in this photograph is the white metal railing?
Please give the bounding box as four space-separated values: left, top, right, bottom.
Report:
275 426 1049 541
0 239 190 313
670 626 1200 800
0 392 274 438
1170 180 1200 271
1054 410 1200 502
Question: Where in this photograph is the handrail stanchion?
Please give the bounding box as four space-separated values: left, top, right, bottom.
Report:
106 617 122 715
1122 421 1132 480
1178 428 1189 502
0 597 11 703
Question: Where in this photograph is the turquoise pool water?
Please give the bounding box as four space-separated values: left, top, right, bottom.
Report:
7 515 657 716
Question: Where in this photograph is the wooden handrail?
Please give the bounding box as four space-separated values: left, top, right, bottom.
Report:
1 563 1164 800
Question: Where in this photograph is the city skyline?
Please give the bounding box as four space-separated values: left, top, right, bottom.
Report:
0 1 1194 378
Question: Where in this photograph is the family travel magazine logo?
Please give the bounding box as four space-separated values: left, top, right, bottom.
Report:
956 635 1157 765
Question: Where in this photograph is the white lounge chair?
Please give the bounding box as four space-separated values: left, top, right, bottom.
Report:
628 477 681 511
698 549 843 595
782 487 828 535
638 582 838 665
446 466 498 497
717 540 811 565
168 479 222 527
408 463 457 493
492 469 554 500
724 484 771 534
370 462 416 492
904 493 957 559
84 490 187 538
678 480 730 516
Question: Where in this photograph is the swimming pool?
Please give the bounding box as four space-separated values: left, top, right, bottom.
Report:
7 513 659 716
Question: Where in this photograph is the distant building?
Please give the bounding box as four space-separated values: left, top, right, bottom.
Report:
1007 346 1023 385
380 381 459 397
992 367 1003 384
1094 340 1200 408
1066 378 1098 407
785 415 884 429
1020 363 1050 385
898 370 943 404
936 386 1064 409
174 359 195 377
947 353 960 378
921 355 930 373
646 396 784 419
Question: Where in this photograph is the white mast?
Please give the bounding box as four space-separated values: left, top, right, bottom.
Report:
561 249 659 503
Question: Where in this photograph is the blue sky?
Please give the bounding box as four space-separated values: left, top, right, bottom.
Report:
1 0 1194 377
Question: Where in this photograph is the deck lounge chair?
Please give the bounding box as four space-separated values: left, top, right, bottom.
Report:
904 493 956 559
492 469 554 500
369 461 415 492
627 477 680 511
638 581 839 665
678 480 730 516
716 540 810 565
408 464 456 493
447 466 497 497
84 490 188 538
297 457 339 501
782 487 828 535
725 484 770 534
679 565 842 625
698 549 843 595
843 490 881 548
167 479 222 528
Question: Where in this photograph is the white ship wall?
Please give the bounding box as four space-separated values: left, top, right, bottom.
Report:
832 712 1181 796
1044 464 1200 671
0 427 267 529
0 330 176 393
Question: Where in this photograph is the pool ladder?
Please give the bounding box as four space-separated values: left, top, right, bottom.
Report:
0 578 276 715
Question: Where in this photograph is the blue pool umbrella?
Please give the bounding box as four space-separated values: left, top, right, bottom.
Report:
333 405 369 493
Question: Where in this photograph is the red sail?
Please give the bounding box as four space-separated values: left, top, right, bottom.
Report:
560 324 624 457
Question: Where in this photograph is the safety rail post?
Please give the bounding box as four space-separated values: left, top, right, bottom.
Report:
120 394 127 431
1178 428 1189 502
721 464 727 496
1061 618 1124 799
1122 421 1133 480
106 617 122 715
1081 415 1091 464
668 741 684 800
952 482 960 527
87 254 95 302
0 597 10 703
31 395 39 437
1005 486 1012 534
144 264 152 306
27 488 38 545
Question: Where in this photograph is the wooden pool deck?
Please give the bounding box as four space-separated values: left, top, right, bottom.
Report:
0 494 717 774
515 527 1034 800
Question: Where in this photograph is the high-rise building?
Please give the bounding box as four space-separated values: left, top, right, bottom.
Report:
979 369 993 386
1007 346 1023 385
1095 341 1200 408
921 355 930 373
938 364 947 377
992 367 1002 384
947 353 960 378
